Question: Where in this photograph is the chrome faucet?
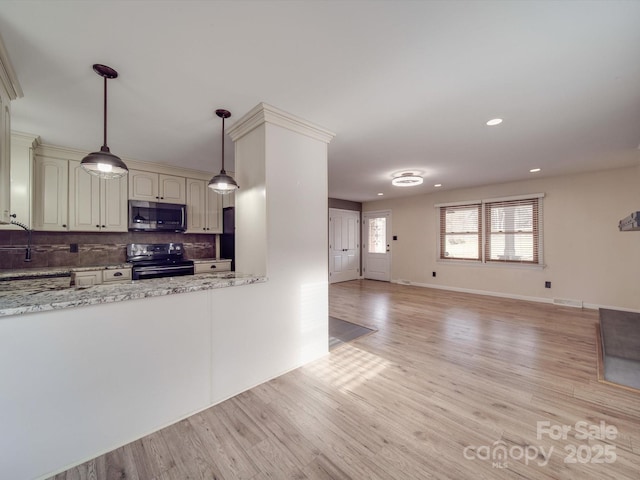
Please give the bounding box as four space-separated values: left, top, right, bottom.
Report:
9 217 32 262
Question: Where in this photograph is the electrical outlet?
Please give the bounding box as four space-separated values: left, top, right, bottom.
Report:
432 271 436 277
545 281 551 289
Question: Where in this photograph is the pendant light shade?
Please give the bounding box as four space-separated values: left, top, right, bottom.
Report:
81 64 128 179
208 109 239 195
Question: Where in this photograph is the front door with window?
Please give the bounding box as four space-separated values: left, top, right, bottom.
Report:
362 210 391 281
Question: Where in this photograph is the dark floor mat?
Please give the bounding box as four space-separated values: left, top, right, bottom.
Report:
599 309 640 391
329 316 375 350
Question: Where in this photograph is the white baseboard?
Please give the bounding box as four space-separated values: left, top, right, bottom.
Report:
391 279 554 306
389 279 640 313
583 303 640 314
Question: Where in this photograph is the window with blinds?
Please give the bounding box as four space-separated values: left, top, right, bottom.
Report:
438 195 543 266
485 198 539 264
440 204 482 261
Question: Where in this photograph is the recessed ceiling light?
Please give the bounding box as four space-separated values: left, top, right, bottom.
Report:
486 118 503 126
434 184 442 187
377 192 384 196
529 168 541 173
392 172 424 187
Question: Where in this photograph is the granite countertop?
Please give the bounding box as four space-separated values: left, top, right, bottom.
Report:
0 272 267 317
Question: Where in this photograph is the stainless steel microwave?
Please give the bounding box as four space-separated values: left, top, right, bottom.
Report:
128 200 187 232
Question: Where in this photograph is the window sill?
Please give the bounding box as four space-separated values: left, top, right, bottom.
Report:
436 260 546 270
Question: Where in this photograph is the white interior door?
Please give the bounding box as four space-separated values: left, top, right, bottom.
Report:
363 210 391 281
329 208 360 283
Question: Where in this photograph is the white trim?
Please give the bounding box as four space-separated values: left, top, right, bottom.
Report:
390 280 640 313
363 209 392 217
0 32 23 100
483 192 545 203
227 102 335 144
36 142 216 180
583 303 640 314
434 193 545 208
436 259 546 270
391 280 552 304
434 199 482 208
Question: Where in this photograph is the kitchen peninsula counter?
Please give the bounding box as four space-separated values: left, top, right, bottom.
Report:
0 272 266 317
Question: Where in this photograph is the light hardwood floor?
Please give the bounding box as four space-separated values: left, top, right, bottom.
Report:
50 280 640 479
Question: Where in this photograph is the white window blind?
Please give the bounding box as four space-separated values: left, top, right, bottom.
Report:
439 204 481 261
438 194 543 266
485 198 540 264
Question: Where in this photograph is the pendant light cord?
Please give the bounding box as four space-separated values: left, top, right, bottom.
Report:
220 114 226 174
102 75 108 150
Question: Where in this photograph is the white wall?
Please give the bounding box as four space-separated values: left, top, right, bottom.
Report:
364 165 640 311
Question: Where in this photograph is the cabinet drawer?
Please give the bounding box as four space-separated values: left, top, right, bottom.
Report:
102 268 132 283
72 271 102 287
195 261 231 274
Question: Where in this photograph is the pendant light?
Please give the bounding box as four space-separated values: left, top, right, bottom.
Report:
80 64 128 179
208 109 239 194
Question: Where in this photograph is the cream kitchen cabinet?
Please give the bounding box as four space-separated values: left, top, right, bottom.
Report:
0 84 11 224
71 266 132 287
33 156 68 231
129 169 186 204
0 133 38 230
0 37 22 225
186 178 222 233
68 160 128 232
194 259 231 274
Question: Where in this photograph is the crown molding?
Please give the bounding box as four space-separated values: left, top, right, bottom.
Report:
11 131 40 148
227 102 335 144
35 142 216 180
0 32 23 100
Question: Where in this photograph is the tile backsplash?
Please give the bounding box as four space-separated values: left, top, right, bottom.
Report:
0 230 216 270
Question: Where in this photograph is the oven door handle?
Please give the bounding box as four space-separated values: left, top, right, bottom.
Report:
134 265 193 274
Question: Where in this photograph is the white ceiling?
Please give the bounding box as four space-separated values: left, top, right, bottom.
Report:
1 1 639 202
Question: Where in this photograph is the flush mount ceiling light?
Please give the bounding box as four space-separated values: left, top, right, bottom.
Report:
391 172 424 187
486 118 503 126
530 168 541 173
80 64 128 179
208 109 239 195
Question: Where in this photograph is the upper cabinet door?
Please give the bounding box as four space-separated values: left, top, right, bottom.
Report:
0 37 22 225
186 178 207 233
129 169 186 204
206 187 222 233
68 160 100 231
69 160 127 232
0 93 10 224
101 174 128 232
159 174 186 204
33 156 68 231
129 169 159 202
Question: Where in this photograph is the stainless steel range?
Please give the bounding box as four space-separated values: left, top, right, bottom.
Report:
127 243 195 280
